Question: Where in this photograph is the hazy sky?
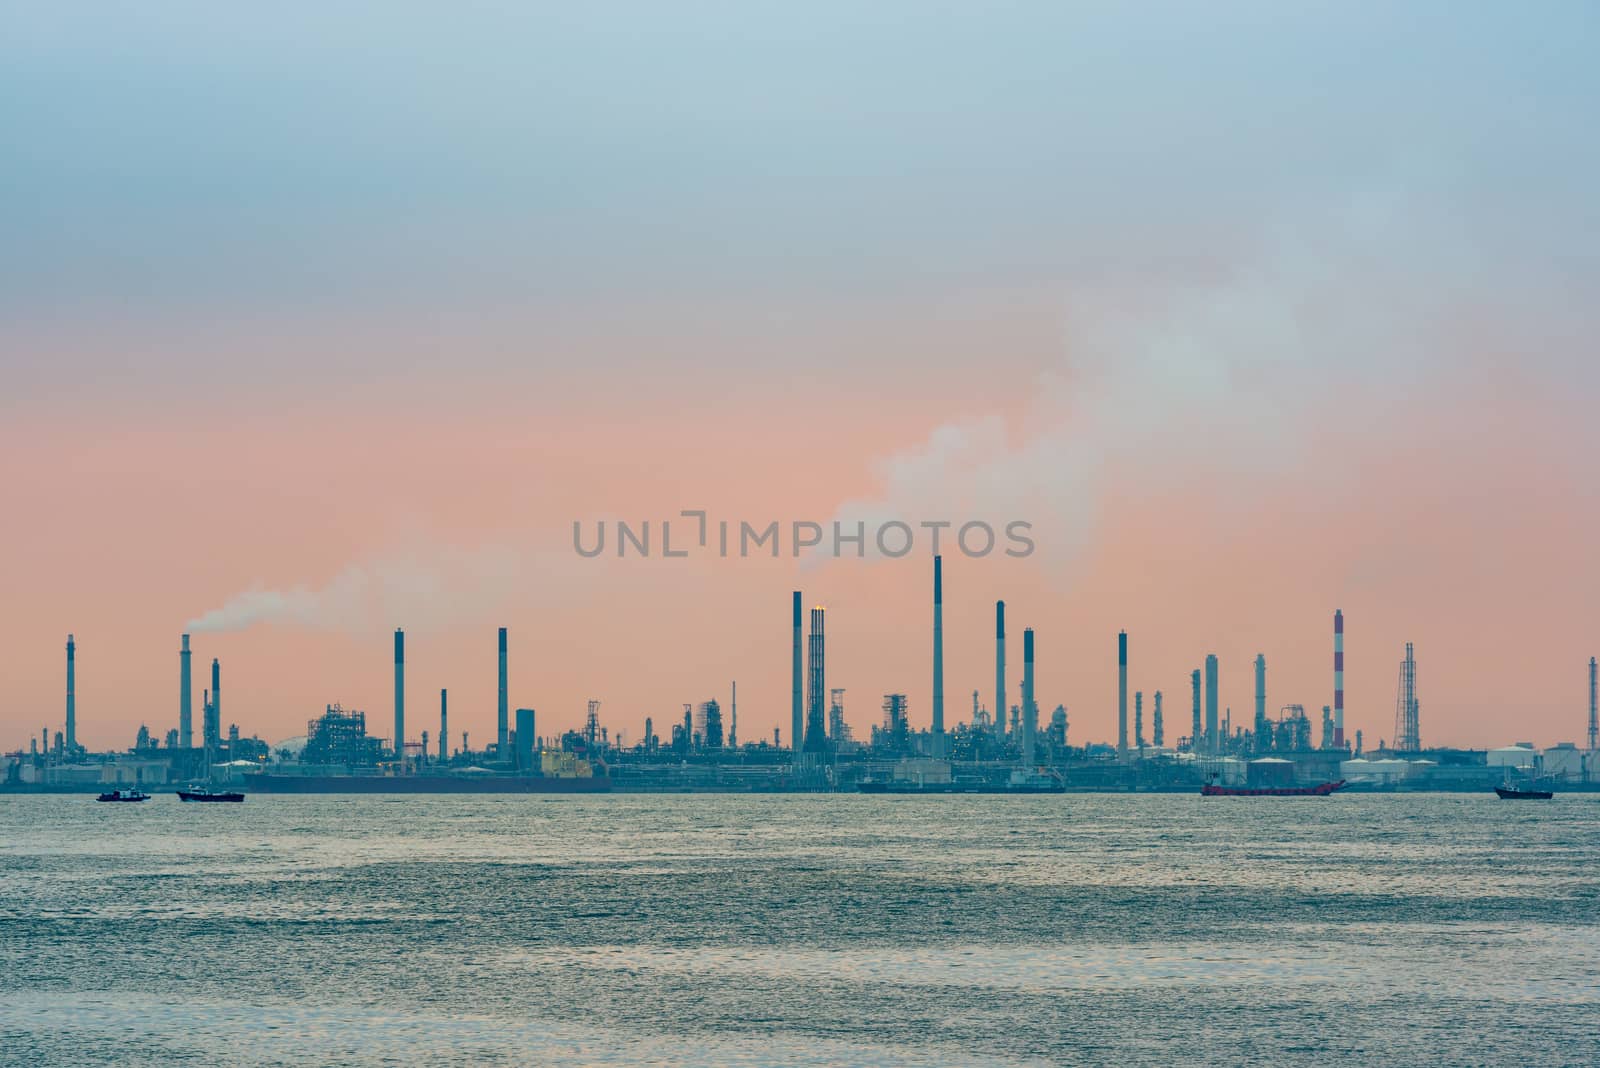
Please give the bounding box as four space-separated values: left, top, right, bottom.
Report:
3 3 1598 752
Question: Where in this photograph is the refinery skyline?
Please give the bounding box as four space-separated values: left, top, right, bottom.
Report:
10 552 1598 756
5 5 1600 755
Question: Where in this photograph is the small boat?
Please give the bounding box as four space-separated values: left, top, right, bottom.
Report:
1494 785 1553 800
96 788 150 802
177 788 245 802
1201 779 1346 797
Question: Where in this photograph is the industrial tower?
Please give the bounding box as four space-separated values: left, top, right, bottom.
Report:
931 555 944 756
791 592 803 754
1117 631 1128 757
1588 656 1597 752
804 607 828 753
1393 642 1420 752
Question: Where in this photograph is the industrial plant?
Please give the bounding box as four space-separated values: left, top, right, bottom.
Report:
7 556 1600 794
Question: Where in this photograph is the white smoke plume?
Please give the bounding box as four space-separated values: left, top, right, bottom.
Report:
821 194 1474 574
185 543 539 634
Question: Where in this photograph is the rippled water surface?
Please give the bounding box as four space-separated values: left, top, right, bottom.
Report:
3 793 1598 1066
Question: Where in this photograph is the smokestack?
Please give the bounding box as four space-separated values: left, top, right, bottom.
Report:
1021 628 1036 767
65 634 76 753
207 658 221 755
1333 609 1345 748
932 555 944 755
179 634 192 750
440 688 449 763
730 680 738 748
1191 669 1201 750
804 607 827 753
994 601 1006 741
1589 657 1597 753
394 629 405 762
497 627 508 755
1153 690 1164 748
1254 654 1267 752
791 592 803 754
1205 654 1219 754
1117 631 1128 757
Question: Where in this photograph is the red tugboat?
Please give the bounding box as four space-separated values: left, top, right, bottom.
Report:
1201 778 1347 797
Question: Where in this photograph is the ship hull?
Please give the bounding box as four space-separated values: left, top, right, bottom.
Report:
1494 786 1553 799
177 791 245 802
1201 780 1346 797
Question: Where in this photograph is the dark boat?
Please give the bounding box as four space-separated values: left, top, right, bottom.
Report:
177 789 245 802
96 788 150 802
1494 785 1553 800
1201 779 1346 797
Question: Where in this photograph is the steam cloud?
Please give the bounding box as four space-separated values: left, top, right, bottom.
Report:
821 194 1480 573
185 544 539 635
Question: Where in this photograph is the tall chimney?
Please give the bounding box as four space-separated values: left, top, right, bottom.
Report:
1117 630 1128 757
804 606 827 752
1153 690 1164 748
1205 654 1219 754
994 601 1007 741
440 688 449 763
730 680 738 748
394 629 405 762
932 555 944 755
65 634 76 752
497 627 509 755
1254 653 1267 752
791 592 803 754
1333 610 1345 747
208 658 221 754
179 634 193 749
1021 628 1036 768
1589 657 1597 753
1191 669 1201 750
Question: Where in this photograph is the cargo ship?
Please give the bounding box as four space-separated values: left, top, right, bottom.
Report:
1201 779 1346 797
96 788 150 802
177 788 245 802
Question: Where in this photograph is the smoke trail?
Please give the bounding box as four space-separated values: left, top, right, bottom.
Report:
820 194 1475 573
185 543 536 634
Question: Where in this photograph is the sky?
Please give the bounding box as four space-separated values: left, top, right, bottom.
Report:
3 3 1599 753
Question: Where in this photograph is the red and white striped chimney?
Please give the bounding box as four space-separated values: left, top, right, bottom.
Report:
1333 609 1345 748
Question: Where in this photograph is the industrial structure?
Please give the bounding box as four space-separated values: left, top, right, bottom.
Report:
1021 627 1036 768
1205 654 1219 754
1190 670 1201 750
1333 610 1346 747
1394 641 1421 753
497 626 509 755
804 607 828 754
994 601 1006 743
15 558 1597 796
1254 654 1268 754
1588 656 1597 753
178 634 192 750
1117 630 1128 757
66 635 77 754
791 591 803 760
394 628 405 762
931 555 944 756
